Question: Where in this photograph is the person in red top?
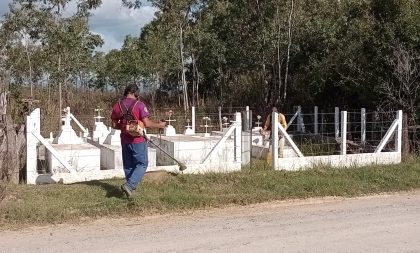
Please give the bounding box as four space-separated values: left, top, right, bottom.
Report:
111 84 166 198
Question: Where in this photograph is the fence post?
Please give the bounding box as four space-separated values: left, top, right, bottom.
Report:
361 108 366 145
241 110 251 166
26 109 41 184
297 106 302 132
234 112 242 163
272 111 279 169
192 106 196 134
396 110 403 154
402 112 409 159
314 106 319 135
335 107 340 139
341 111 347 155
246 106 250 129
218 106 222 132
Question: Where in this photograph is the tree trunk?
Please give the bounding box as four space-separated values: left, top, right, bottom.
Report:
180 26 189 112
0 91 26 184
283 0 294 102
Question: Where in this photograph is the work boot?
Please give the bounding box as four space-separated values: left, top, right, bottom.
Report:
121 184 133 198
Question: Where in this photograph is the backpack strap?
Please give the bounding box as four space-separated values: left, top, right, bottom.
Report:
130 101 139 120
118 100 139 120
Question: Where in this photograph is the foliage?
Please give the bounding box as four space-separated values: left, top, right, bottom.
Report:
0 0 419 117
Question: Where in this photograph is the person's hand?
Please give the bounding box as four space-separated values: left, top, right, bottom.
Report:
158 121 167 129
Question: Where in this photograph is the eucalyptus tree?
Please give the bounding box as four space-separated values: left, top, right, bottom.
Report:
1 0 103 126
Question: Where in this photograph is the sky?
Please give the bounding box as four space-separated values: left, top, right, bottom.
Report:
0 0 157 52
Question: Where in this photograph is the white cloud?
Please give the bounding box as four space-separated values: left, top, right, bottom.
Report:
89 1 157 52
0 0 157 52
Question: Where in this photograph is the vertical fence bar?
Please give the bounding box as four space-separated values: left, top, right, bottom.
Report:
218 106 222 131
314 106 319 135
26 109 41 184
192 106 196 134
241 110 251 166
361 108 366 145
246 106 250 129
396 110 402 153
297 106 302 132
272 111 279 169
335 107 340 139
341 111 347 155
234 112 242 162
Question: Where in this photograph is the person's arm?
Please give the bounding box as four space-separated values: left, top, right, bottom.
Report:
263 115 271 131
138 102 166 129
111 103 122 129
143 117 166 129
279 113 287 130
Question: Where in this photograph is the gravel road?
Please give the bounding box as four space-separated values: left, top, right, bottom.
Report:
1 191 420 253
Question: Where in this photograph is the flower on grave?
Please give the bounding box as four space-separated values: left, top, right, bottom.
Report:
257 115 261 120
222 116 228 122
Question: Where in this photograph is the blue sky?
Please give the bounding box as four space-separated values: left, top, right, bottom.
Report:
0 0 157 52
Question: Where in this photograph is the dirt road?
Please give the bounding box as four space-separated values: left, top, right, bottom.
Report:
2 191 420 253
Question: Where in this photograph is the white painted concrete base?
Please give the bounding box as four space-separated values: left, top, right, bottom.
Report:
33 162 242 184
275 152 401 171
252 145 298 159
53 126 83 144
46 143 100 173
104 129 121 146
100 144 156 170
151 135 235 167
92 122 110 144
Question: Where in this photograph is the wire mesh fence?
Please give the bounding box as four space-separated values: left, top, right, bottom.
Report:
38 107 402 156
281 109 399 156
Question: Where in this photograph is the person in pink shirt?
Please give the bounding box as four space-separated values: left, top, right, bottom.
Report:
111 84 166 198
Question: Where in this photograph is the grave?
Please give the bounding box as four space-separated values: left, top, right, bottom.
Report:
163 110 176 136
151 112 243 173
47 107 100 173
100 129 157 170
183 119 194 135
92 107 110 144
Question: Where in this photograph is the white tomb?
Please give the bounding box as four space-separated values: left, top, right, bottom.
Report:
92 107 110 144
100 143 156 170
53 107 83 145
100 128 157 170
150 113 243 173
151 135 236 168
48 107 100 173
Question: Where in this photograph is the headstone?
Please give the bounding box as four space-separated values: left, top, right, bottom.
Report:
53 107 83 144
184 119 194 135
164 110 176 136
92 107 110 144
201 116 213 137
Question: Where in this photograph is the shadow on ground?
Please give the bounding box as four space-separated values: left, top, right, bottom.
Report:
81 180 125 199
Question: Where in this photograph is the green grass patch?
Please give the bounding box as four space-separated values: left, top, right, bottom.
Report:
1 159 420 228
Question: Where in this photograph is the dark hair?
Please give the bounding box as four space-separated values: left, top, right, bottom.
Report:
123 84 139 97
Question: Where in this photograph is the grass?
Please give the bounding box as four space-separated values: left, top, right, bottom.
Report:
1 159 420 228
